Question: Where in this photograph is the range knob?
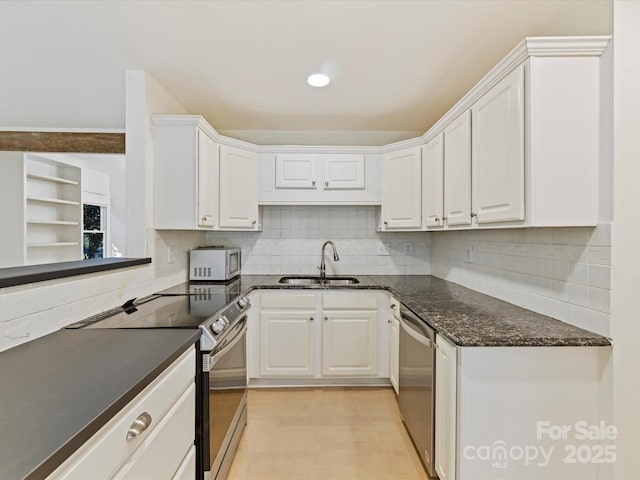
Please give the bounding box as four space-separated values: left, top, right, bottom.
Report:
211 321 224 334
237 296 250 309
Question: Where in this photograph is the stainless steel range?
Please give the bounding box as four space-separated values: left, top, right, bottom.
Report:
67 280 250 480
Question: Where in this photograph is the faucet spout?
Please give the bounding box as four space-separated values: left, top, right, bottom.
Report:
319 241 340 279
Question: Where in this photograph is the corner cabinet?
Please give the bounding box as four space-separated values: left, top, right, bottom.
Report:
152 115 261 231
219 145 259 229
47 347 196 480
380 146 422 230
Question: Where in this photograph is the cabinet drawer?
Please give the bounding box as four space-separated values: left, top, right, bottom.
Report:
114 383 195 480
48 348 195 480
260 293 315 310
323 292 378 310
172 445 196 480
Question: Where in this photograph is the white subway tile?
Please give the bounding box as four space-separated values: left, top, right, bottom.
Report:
589 223 611 247
552 228 570 245
567 283 590 307
589 287 611 314
589 265 611 289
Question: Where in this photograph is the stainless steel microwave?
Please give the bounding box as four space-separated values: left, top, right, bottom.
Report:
189 247 241 281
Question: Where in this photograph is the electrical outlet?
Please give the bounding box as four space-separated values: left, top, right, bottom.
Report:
167 247 175 264
464 246 473 263
404 243 413 255
377 242 391 256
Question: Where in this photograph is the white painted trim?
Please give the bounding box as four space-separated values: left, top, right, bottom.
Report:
257 144 383 154
525 36 612 56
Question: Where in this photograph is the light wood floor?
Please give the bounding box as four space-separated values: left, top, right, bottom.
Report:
227 387 431 480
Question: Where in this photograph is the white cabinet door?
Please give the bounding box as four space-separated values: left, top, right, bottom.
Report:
322 311 378 376
435 334 457 480
381 146 422 229
259 311 316 376
275 154 318 189
322 154 365 190
389 315 399 395
472 66 525 224
197 131 219 228
423 133 444 228
444 111 472 226
219 145 258 229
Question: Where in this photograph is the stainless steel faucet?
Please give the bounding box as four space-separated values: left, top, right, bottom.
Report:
318 240 340 279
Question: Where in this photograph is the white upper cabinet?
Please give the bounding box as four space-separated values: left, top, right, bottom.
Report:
471 65 525 224
259 152 380 204
422 133 444 228
421 36 609 230
322 154 365 190
197 131 219 228
275 154 317 189
219 145 259 229
443 111 472 227
381 146 422 230
152 116 260 231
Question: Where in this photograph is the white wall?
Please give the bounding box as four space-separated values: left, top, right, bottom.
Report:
206 206 431 275
612 2 640 478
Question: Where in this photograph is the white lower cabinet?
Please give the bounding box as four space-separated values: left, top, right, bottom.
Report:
256 291 382 379
47 347 196 480
322 310 377 376
434 337 610 480
172 445 196 480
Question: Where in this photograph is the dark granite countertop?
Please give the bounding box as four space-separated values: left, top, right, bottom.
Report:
0 328 200 480
217 274 610 347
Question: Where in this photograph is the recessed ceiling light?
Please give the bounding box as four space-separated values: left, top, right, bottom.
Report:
307 73 330 87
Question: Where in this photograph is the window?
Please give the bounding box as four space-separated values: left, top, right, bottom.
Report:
83 204 106 259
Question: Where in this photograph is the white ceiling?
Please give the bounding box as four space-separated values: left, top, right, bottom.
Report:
0 1 611 145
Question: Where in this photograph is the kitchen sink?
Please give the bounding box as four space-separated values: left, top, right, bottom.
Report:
278 276 360 285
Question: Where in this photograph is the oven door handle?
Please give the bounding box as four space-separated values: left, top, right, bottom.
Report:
400 315 433 348
208 318 247 366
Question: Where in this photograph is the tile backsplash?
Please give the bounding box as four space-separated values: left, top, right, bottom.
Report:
206 206 431 275
431 224 612 337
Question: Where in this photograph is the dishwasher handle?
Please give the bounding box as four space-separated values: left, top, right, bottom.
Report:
400 309 435 348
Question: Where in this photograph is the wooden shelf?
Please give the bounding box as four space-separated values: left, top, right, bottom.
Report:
26 196 80 206
26 173 79 186
27 220 80 226
27 242 80 248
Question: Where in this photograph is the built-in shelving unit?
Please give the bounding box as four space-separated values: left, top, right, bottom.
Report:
0 152 83 267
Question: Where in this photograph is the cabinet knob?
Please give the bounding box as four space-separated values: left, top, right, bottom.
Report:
434 217 440 223
252 220 257 225
384 221 388 226
325 180 329 187
324 316 328 321
311 181 316 187
471 212 477 218
390 303 396 309
387 319 392 324
309 316 314 321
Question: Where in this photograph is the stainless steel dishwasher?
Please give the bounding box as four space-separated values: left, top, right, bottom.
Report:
398 305 438 478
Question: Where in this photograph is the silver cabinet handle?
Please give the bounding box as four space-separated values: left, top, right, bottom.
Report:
384 221 388 226
434 217 440 223
325 180 329 187
387 319 391 324
126 412 152 441
252 220 257 225
471 212 477 218
311 181 316 187
309 316 314 321
390 304 397 309
324 316 328 321
6 332 30 340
